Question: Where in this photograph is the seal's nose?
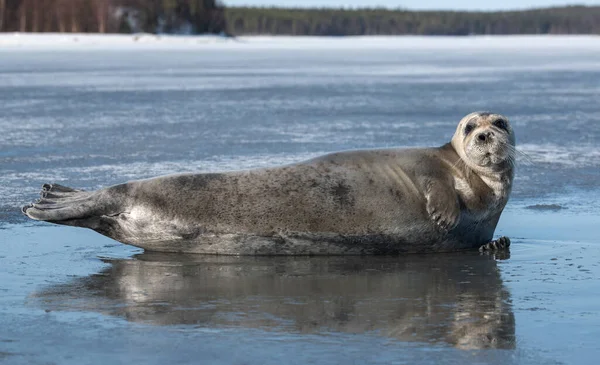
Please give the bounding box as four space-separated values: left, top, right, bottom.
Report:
477 131 494 142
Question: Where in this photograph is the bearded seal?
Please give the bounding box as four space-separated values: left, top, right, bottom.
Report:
22 112 514 255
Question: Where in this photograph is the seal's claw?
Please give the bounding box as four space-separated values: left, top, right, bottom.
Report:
479 236 511 252
21 204 33 215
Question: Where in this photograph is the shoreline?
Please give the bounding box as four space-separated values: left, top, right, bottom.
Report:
1 33 599 51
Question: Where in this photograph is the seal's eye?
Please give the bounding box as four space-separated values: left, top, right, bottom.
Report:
493 119 507 131
464 124 475 135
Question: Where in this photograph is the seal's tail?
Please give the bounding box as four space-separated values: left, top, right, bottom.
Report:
22 183 95 223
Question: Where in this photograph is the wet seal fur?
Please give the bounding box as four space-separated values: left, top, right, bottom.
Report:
23 112 515 255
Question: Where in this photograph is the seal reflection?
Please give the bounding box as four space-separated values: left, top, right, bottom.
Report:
34 252 515 350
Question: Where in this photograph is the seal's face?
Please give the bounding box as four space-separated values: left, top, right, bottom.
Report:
452 112 515 171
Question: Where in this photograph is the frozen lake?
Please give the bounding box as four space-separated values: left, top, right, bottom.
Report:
1 35 600 364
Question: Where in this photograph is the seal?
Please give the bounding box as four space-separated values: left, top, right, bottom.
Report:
22 112 515 255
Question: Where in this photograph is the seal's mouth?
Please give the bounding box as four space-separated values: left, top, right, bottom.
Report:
483 153 492 165
469 144 510 168
484 149 511 167
481 155 492 166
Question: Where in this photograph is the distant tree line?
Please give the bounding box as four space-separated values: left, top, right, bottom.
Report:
0 0 225 34
224 6 600 35
1 2 600 35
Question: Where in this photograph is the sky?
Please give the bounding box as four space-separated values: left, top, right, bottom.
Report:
223 0 600 10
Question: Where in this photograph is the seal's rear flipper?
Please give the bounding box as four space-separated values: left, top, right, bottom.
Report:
22 183 96 224
479 236 510 252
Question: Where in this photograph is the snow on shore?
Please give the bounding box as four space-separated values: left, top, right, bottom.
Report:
0 32 599 51
0 33 234 49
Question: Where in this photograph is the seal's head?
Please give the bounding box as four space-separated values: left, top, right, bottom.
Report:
451 112 515 173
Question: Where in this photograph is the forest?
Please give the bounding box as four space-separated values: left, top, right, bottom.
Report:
225 6 600 35
1 1 599 36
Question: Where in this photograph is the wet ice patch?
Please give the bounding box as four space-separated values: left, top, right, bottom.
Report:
519 144 600 168
525 204 566 211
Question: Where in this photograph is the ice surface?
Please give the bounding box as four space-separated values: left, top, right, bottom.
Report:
1 35 600 364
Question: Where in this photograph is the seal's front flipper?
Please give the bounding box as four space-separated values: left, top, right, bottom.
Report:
22 183 97 223
425 180 460 232
479 236 511 252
